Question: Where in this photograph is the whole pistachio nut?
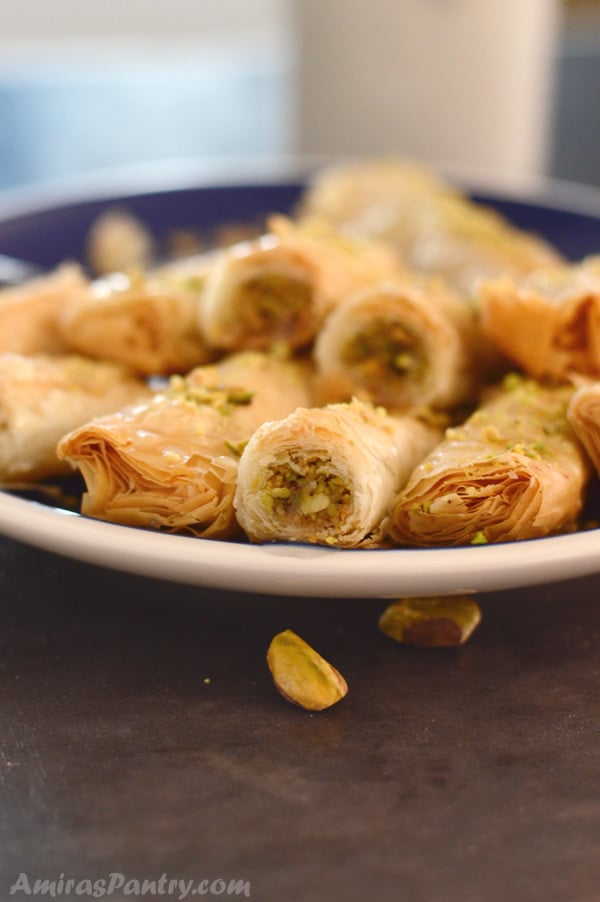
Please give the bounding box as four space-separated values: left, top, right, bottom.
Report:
378 596 482 647
266 629 348 711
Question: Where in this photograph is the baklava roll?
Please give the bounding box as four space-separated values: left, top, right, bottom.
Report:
313 275 502 412
0 353 149 481
267 214 401 312
199 236 320 352
85 207 155 276
59 269 215 376
234 398 441 548
479 256 600 381
567 381 600 475
300 158 562 294
0 263 89 355
198 216 400 352
299 156 454 234
387 376 589 547
57 351 314 538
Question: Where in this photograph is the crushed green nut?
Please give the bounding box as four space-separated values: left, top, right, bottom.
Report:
470 531 488 545
224 438 249 457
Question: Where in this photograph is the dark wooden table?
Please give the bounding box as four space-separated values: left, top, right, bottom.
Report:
1 535 599 902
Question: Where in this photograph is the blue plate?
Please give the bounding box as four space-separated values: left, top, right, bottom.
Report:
2 175 600 268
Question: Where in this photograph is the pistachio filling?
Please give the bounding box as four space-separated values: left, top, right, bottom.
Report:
237 274 313 339
261 453 351 528
342 318 425 386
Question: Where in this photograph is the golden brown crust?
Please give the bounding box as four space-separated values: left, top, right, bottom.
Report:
234 398 441 547
300 157 562 294
387 377 590 546
313 275 504 412
0 264 89 355
479 257 600 380
0 352 149 481
57 352 314 537
567 381 600 475
59 271 215 375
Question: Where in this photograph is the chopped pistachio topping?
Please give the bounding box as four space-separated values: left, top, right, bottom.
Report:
169 378 255 414
184 275 205 292
503 372 524 391
224 438 249 457
470 531 488 545
481 424 503 443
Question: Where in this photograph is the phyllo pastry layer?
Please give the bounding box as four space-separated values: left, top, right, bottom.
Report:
234 398 441 547
0 352 149 481
57 351 314 538
387 377 589 546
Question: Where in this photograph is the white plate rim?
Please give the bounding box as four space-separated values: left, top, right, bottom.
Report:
0 491 598 597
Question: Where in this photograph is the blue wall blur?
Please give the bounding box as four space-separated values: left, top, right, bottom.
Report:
0 18 598 192
550 32 600 187
0 51 292 191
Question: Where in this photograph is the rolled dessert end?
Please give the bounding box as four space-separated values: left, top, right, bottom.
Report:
387 377 590 546
313 278 483 412
233 398 441 548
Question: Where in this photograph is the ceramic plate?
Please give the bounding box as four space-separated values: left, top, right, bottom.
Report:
0 164 599 597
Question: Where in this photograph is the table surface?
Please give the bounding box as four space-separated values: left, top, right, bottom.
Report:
1 535 599 902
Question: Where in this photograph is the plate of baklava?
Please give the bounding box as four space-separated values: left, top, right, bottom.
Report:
0 157 599 598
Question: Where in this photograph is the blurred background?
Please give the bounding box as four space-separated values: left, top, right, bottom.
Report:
0 0 599 193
